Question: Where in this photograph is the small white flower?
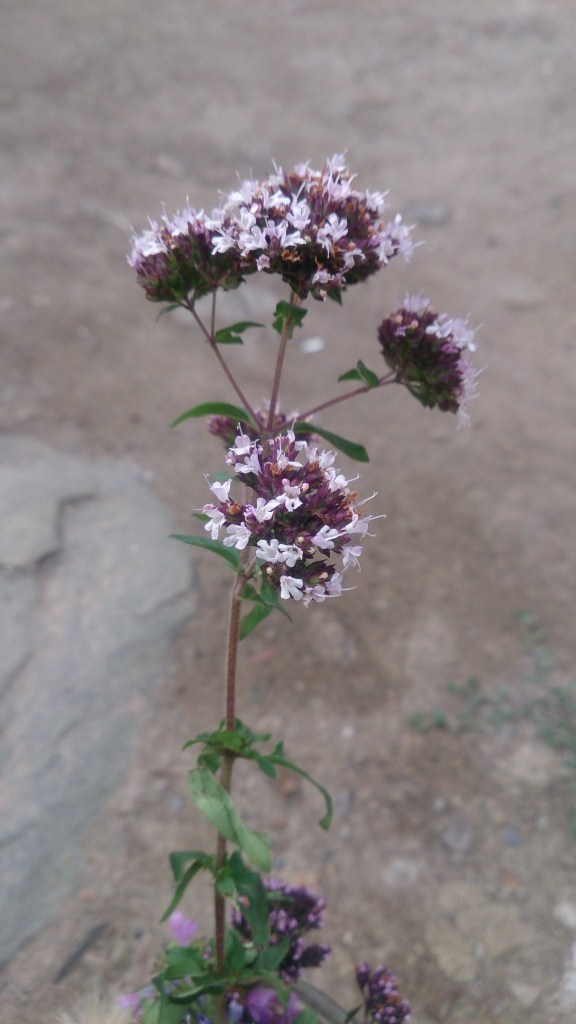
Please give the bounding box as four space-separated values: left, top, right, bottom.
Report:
316 213 348 254
325 467 350 492
277 482 302 511
234 450 262 476
287 200 311 231
223 524 252 550
203 506 226 539
342 544 363 570
325 572 344 597
256 538 282 563
211 231 237 254
278 543 303 568
404 293 430 315
248 497 280 523
280 575 304 601
209 478 232 502
302 584 328 606
312 526 340 550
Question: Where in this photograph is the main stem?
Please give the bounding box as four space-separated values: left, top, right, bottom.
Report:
214 570 246 1024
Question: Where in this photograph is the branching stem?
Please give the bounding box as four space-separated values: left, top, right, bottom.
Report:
299 372 396 420
185 296 259 424
267 290 299 429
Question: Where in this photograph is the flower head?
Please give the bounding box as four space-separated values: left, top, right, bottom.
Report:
232 878 330 981
356 963 411 1024
378 296 479 422
203 431 377 606
129 157 412 304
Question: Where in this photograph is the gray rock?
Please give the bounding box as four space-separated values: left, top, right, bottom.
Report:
0 437 196 966
0 435 96 568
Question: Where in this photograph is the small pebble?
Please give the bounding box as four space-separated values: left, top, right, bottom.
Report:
442 814 473 853
300 336 325 353
502 825 522 848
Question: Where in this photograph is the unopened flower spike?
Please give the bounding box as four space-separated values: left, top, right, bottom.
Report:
378 295 479 423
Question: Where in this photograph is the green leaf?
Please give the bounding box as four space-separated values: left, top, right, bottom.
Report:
255 936 290 972
160 850 214 921
156 303 183 321
170 534 241 570
327 287 343 306
338 367 363 383
170 401 252 428
225 928 248 972
215 320 264 344
164 945 206 973
338 360 379 388
356 360 380 388
293 422 369 463
239 602 274 640
154 999 187 1024
273 301 308 337
188 768 271 870
267 744 333 830
227 853 271 947
168 980 225 1005
239 578 291 637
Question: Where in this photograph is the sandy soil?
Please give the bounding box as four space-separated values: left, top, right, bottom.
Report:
2 2 576 1021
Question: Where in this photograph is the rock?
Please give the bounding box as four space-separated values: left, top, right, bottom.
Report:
0 436 96 567
0 437 196 967
509 981 540 1008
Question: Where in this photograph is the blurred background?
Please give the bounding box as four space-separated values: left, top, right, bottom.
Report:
1 2 575 1021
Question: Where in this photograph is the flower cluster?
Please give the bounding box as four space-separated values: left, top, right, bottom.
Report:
356 963 411 1024
232 878 330 982
203 430 375 605
129 155 413 304
378 295 478 422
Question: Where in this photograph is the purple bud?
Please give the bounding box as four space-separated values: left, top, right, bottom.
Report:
117 991 143 1015
246 987 301 1024
168 911 198 945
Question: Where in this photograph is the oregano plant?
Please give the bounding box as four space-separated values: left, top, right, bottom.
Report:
112 155 478 1024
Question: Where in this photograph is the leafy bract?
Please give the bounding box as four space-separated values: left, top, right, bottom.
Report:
293 422 369 463
338 359 380 389
273 301 307 337
170 534 241 570
214 320 264 344
170 401 252 428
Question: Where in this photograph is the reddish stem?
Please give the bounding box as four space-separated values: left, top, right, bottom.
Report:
299 373 396 420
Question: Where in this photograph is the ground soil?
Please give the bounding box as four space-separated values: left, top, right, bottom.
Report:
2 2 576 1022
